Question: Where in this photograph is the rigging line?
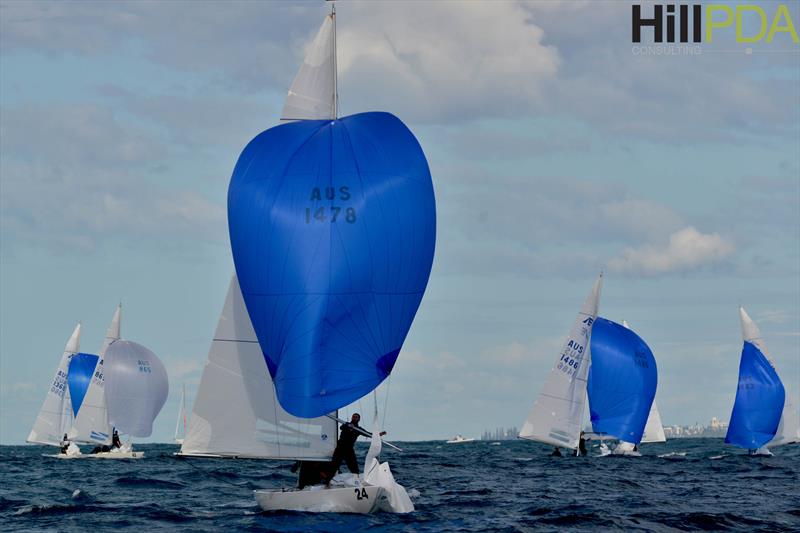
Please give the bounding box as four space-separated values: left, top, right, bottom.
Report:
382 375 392 429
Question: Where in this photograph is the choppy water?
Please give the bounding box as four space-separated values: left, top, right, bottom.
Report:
1 439 798 532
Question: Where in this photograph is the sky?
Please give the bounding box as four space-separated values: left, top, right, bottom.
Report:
1 1 798 444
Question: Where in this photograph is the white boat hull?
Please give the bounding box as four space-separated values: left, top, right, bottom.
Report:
254 485 386 513
47 451 144 459
446 438 475 444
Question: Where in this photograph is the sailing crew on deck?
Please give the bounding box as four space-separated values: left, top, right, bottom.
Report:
329 413 386 476
578 431 588 456
111 430 121 449
60 433 70 454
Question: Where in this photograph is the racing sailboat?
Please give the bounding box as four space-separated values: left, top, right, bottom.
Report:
185 6 432 513
587 317 658 456
726 307 799 455
519 273 603 453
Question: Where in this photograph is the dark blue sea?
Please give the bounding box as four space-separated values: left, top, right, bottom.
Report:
1 439 798 532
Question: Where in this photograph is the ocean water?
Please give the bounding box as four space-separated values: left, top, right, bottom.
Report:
1 438 798 532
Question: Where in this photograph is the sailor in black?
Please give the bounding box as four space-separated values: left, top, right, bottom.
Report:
329 413 386 476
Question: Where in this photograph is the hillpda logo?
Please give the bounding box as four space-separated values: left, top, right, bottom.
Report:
631 3 799 52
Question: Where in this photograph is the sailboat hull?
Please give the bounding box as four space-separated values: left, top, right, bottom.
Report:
254 485 386 514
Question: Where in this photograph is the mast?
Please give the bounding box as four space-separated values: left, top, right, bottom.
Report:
331 2 339 118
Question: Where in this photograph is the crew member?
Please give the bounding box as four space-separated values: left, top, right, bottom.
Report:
329 413 386 476
60 433 70 454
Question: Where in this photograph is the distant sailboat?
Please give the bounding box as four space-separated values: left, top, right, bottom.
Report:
726 307 799 455
519 273 603 452
587 317 658 455
446 435 475 444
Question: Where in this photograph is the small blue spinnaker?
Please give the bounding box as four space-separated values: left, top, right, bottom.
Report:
588 317 657 443
725 341 785 449
67 353 99 417
228 111 436 418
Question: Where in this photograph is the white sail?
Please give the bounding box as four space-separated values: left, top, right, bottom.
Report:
179 275 337 459
27 323 82 446
519 273 603 450
69 305 120 444
174 383 187 444
280 11 337 121
739 307 800 447
105 340 169 438
641 400 667 443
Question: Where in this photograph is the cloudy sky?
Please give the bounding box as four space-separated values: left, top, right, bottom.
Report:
1 1 798 443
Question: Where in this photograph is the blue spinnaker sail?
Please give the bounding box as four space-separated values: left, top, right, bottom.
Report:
588 318 657 443
725 341 785 449
228 112 436 418
67 353 99 417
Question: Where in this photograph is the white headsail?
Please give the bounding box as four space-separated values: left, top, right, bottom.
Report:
739 307 800 447
69 304 120 444
641 400 667 443
27 323 82 446
179 276 337 459
280 11 337 121
520 273 603 450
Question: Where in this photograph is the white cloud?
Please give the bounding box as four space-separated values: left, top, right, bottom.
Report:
337 1 560 123
609 226 735 276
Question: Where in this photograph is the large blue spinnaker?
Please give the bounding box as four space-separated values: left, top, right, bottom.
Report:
725 341 785 449
228 112 436 418
67 353 99 418
588 317 657 443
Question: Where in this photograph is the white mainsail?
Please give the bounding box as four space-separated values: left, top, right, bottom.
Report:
520 273 603 450
280 10 337 121
179 276 337 459
739 307 800 447
174 383 187 444
69 304 120 444
27 323 82 446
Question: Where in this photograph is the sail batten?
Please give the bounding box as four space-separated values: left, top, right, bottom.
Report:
519 273 603 450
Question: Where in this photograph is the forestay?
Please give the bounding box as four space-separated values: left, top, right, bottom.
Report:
725 307 786 449
228 112 436 419
104 340 169 438
519 273 603 450
69 305 120 444
180 275 337 460
27 323 82 446
281 12 336 121
587 318 657 444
